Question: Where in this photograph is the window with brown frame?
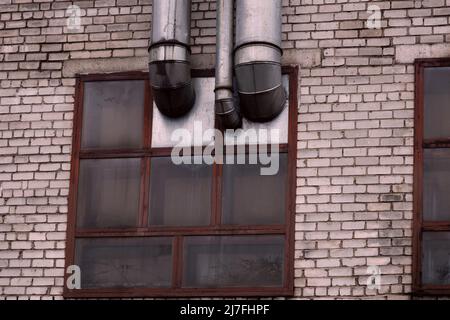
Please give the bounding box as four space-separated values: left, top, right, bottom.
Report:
414 59 450 296
64 68 298 298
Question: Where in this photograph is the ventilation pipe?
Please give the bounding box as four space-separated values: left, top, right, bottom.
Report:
234 0 286 122
215 0 241 129
149 0 195 118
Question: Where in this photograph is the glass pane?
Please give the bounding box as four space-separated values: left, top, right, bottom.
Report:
422 232 450 285
82 80 145 149
77 158 141 229
224 75 289 145
424 67 450 139
149 157 212 227
183 235 285 288
152 77 215 148
222 153 287 225
75 238 172 289
423 149 450 221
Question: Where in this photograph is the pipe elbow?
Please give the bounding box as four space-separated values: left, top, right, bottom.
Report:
149 61 196 118
234 0 285 123
149 0 194 118
234 61 287 123
215 98 242 130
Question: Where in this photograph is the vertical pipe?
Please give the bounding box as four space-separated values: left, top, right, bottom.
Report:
234 0 286 123
215 0 241 129
149 0 196 118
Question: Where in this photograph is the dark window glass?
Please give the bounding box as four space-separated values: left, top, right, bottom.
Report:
423 149 450 221
75 238 172 289
149 157 212 227
68 72 296 297
183 236 285 288
82 80 145 149
416 62 450 293
422 233 450 285
77 158 141 229
424 67 450 139
222 153 287 225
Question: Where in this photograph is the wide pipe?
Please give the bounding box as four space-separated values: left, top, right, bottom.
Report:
215 0 241 129
149 0 195 118
235 0 286 122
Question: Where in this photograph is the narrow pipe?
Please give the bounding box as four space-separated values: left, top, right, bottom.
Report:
149 0 195 118
215 0 241 129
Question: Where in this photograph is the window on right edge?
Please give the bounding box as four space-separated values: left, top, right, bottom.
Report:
415 59 450 295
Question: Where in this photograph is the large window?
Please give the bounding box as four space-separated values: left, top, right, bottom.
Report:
64 68 297 298
414 59 450 295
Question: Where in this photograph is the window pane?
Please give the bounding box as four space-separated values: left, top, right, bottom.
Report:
75 238 172 289
183 236 285 288
152 77 215 148
423 149 450 221
222 153 287 225
82 80 145 149
424 67 450 139
422 232 450 285
77 158 141 229
149 157 212 227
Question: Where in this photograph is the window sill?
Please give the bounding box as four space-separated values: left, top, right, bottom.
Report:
63 287 294 299
413 286 450 297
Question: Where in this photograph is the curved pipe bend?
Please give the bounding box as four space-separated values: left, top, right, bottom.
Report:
234 0 287 123
149 58 196 118
149 0 195 118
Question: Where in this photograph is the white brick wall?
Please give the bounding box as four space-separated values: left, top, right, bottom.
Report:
1 0 450 300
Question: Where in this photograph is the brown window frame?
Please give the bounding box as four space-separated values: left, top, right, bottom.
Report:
64 67 298 298
414 58 450 296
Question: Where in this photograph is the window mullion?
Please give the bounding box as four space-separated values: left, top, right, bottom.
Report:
172 236 183 289
423 141 450 148
144 79 153 149
139 157 151 228
212 162 223 226
422 221 450 232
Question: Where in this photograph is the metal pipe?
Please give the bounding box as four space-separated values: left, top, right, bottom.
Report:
234 0 286 122
215 0 241 129
149 0 195 118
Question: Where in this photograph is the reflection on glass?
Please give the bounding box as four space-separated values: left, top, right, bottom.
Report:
424 67 450 139
423 149 450 221
422 233 450 285
149 157 212 227
222 153 287 225
183 236 285 288
75 238 172 289
77 158 141 229
82 80 145 149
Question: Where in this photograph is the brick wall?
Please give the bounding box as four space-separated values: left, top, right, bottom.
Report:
1 0 450 300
